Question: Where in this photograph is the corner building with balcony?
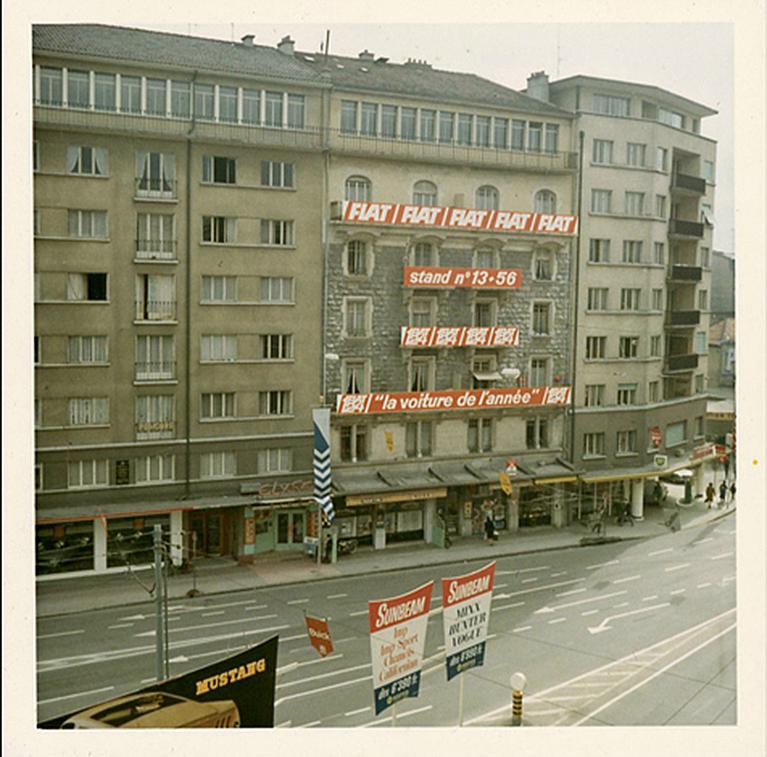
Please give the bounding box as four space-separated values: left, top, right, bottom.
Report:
534 74 717 515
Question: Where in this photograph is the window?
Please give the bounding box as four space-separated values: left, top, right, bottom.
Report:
412 242 436 267
438 111 454 143
377 104 397 138
34 336 41 365
468 418 492 453
654 242 665 264
345 175 371 202
420 109 437 142
345 298 370 337
68 460 108 489
694 331 707 355
620 288 641 311
170 81 191 118
242 89 260 124
261 160 294 188
532 302 552 335
625 192 645 216
586 336 606 359
136 395 175 439
145 78 167 116
622 240 643 263
472 356 498 388
33 141 40 172
136 335 174 379
260 277 294 303
475 186 499 210
593 94 629 116
40 67 63 105
666 420 687 447
135 454 175 484
68 398 109 426
587 288 608 311
410 297 436 327
218 86 238 123
457 113 473 145
35 398 43 428
700 246 710 267
135 274 175 320
201 392 235 419
511 119 526 150
617 384 638 405
341 100 358 133
527 122 542 151
260 219 294 246
401 108 417 140
67 70 90 108
68 210 108 238
342 360 368 394
619 336 639 358
535 190 557 213
262 91 283 127
137 213 175 259
193 83 214 120
474 248 496 269
694 416 704 437
655 195 667 218
703 160 715 183
94 73 116 111
701 203 714 225
340 425 368 462
121 75 141 113
617 430 637 454
591 189 612 213
583 432 605 457
136 152 175 196
648 381 660 403
35 463 43 491
652 289 663 310
473 299 496 327
534 250 554 280
584 384 605 407
259 390 292 416
410 358 435 391
626 143 646 167
200 452 236 479
202 216 236 243
475 116 491 147
360 102 378 136
656 147 668 171
592 139 613 164
202 155 236 184
202 334 238 361
33 209 41 236
406 421 433 458
257 449 292 473
346 240 369 275
413 181 437 206
494 117 509 149
698 289 708 310
650 335 662 357
287 94 304 128
202 275 236 302
259 334 292 361
530 357 550 387
695 374 705 393
544 124 559 153
659 108 684 129
67 273 108 301
526 417 549 449
589 239 610 262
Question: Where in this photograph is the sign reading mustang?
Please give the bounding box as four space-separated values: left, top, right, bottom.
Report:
337 200 578 235
401 326 520 348
404 266 522 289
337 386 571 415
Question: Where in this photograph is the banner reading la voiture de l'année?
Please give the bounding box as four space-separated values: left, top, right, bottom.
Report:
337 386 571 415
340 201 578 235
442 562 496 681
368 581 434 715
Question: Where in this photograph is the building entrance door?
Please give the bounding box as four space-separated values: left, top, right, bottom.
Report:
275 511 305 549
190 512 228 557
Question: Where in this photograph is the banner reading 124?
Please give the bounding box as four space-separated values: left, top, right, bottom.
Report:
441 562 496 681
368 581 433 715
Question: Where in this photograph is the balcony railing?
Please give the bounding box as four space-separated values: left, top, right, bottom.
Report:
135 361 176 381
135 420 175 440
664 353 699 372
666 310 700 327
672 173 706 195
134 299 177 321
135 177 177 200
669 219 704 238
136 239 177 261
669 265 702 282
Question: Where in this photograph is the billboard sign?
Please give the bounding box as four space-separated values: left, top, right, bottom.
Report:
368 581 434 715
404 266 522 289
305 615 334 658
441 562 496 681
401 325 519 348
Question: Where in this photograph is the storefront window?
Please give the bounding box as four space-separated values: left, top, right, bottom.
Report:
36 521 94 574
107 515 168 568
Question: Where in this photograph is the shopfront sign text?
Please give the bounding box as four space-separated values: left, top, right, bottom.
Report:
404 266 522 289
401 326 519 348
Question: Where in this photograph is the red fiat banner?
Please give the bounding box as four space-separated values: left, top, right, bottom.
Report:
339 201 578 235
336 386 571 415
305 615 334 658
404 266 522 289
401 326 520 348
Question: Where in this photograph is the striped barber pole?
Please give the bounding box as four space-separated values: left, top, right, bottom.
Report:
312 408 334 523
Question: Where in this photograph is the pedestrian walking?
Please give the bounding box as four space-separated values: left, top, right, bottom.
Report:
728 480 736 506
705 482 716 509
484 514 497 543
718 481 727 508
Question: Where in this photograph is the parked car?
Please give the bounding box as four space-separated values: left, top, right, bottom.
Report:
660 468 694 486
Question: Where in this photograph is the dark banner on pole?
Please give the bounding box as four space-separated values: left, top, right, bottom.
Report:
39 635 278 729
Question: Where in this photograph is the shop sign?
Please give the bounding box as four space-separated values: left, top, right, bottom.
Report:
305 615 334 658
401 325 519 348
385 432 394 451
115 459 130 485
441 562 496 681
244 518 256 545
715 444 729 462
649 427 663 448
368 581 434 715
498 473 513 495
653 455 668 468
505 458 519 475
691 443 716 461
346 487 447 507
404 266 522 289
338 200 578 236
337 386 571 415
251 479 314 498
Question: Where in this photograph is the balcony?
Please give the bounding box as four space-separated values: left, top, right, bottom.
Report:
136 240 177 262
135 361 176 381
135 420 175 440
664 353 699 372
669 219 704 239
134 299 177 322
135 177 177 201
666 310 700 327
671 172 706 195
668 265 702 282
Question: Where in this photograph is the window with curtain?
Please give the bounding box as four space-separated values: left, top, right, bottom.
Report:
475 185 499 210
535 190 557 213
136 152 176 196
145 78 167 116
345 176 371 202
194 84 215 120
67 146 108 176
94 73 116 111
413 181 437 206
170 81 191 118
67 70 90 108
120 75 141 113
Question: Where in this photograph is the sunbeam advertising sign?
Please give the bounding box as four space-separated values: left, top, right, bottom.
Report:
368 581 434 715
441 562 496 681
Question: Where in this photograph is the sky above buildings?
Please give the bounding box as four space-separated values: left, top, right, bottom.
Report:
148 22 735 253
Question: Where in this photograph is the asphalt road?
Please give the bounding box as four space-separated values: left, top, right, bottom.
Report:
36 512 736 727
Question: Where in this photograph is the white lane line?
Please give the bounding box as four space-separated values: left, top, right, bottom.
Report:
244 605 268 611
548 617 567 625
613 575 641 585
37 629 85 640
275 674 371 705
300 720 322 728
327 593 348 599
581 610 600 617
670 589 686 595
277 662 371 690
711 552 734 561
557 588 587 597
345 706 371 717
38 685 114 706
550 571 567 578
535 590 627 615
642 595 659 601
362 705 433 727
664 563 690 572
334 637 355 644
612 602 630 609
586 560 619 570
512 626 532 633
697 583 712 589
172 599 266 614
521 577 539 584
350 609 368 617
494 583 508 589
107 623 133 629
494 602 525 612
282 633 309 643
287 598 309 605
722 576 736 584
693 537 714 545
202 611 225 617
134 614 278 637
649 548 673 556
497 566 551 575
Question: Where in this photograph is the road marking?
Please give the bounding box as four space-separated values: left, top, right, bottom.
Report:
334 637 355 644
512 626 532 633
362 705 433 727
244 605 268 611
201 611 225 617
281 633 308 643
168 599 266 615
275 674 371 705
586 560 619 570
345 706 371 717
107 623 134 629
504 578 584 598
550 571 567 577
497 566 551 576
557 588 586 597
350 609 368 617
693 537 714 545
642 595 659 601
649 548 673 556
670 589 687 595
535 590 627 615
697 583 712 589
287 598 309 605
613 575 641 585
327 593 348 599
548 617 567 625
134 614 278 637
521 577 539 584
588 603 670 634
612 602 630 609
664 563 690 572
493 601 525 611
494 583 508 589
722 576 736 584
301 720 322 728
38 685 114 705
37 629 85 640
581 610 600 616
711 552 734 560
277 662 371 690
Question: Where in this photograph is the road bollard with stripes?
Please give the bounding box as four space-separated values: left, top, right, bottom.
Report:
510 672 527 727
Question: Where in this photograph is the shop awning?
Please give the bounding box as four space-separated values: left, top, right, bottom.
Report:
376 465 445 491
332 470 391 496
466 456 534 484
428 462 483 487
579 456 703 484
472 370 503 382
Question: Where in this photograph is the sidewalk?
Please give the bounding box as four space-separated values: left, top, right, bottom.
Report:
36 491 736 618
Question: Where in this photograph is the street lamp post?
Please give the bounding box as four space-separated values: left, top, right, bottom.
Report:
153 524 165 681
510 671 527 726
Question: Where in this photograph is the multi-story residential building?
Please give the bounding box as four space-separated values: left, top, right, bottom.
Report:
33 25 580 573
530 73 718 513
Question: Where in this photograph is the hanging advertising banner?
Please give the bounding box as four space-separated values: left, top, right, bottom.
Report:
691 443 716 461
649 426 663 448
305 615 334 658
337 386 571 415
441 562 496 681
401 325 520 348
368 581 434 715
39 636 279 729
336 200 578 236
404 266 522 289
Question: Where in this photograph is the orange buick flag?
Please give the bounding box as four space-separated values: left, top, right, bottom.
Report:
305 615 333 657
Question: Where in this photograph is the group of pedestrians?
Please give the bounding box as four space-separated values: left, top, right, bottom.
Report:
705 478 736 509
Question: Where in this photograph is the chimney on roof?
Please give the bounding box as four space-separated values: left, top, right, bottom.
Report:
277 35 295 55
358 49 375 61
241 34 255 46
526 71 550 102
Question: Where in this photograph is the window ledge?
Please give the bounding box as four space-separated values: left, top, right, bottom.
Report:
134 196 178 203
36 362 110 368
38 300 111 305
133 379 178 386
132 320 178 326
615 451 640 458
582 454 607 460
67 424 111 430
133 258 179 265
35 235 111 243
